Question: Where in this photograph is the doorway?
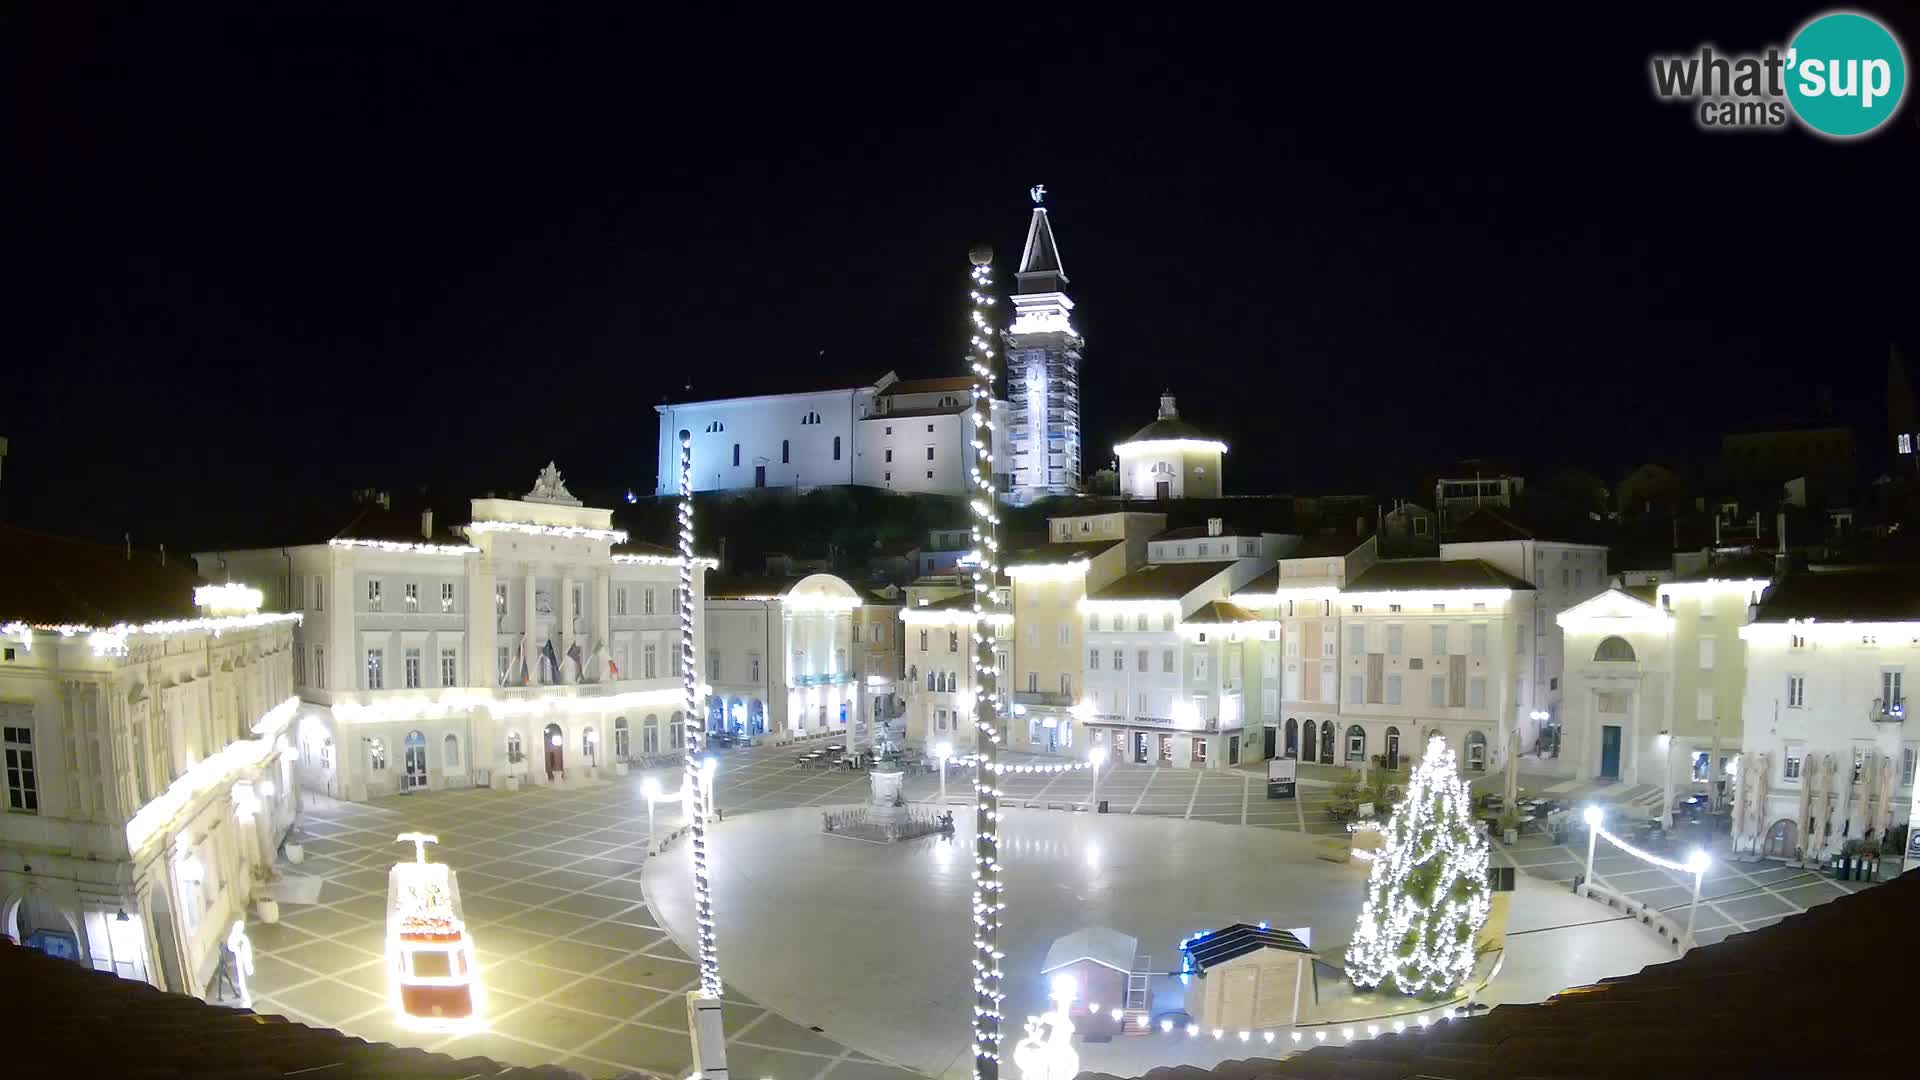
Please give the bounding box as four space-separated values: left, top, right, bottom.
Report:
1285 718 1298 758
1599 725 1622 780
1228 735 1240 766
1155 480 1170 500
1320 722 1335 763
402 730 428 792
1262 726 1276 759
1132 731 1149 764
1386 726 1401 771
754 465 767 487
543 722 565 780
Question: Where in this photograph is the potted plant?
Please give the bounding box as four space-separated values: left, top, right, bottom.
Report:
250 865 280 923
283 828 305 865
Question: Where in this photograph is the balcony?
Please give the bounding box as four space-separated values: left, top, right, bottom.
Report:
1870 697 1906 724
1013 690 1075 708
791 672 855 688
1081 713 1221 733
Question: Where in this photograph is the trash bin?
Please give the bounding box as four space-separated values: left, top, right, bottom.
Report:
1098 800 1110 814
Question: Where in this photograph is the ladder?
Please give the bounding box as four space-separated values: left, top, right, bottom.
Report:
1126 955 1151 1013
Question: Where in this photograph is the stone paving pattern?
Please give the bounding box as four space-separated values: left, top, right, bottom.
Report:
245 745 1876 1078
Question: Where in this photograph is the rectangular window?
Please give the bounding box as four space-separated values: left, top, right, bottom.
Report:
1699 637 1716 670
1060 673 1073 696
366 648 385 690
747 652 760 682
1162 614 1175 632
314 645 326 690
1884 669 1905 708
1112 649 1124 671
1347 624 1366 656
1697 688 1715 721
793 650 804 676
1321 662 1336 703
1059 623 1071 646
1430 624 1447 655
441 582 455 612
1089 649 1101 671
440 648 458 686
1028 671 1039 693
1468 677 1486 709
313 574 325 611
1347 673 1364 704
1139 649 1151 672
852 622 862 644
497 646 510 684
1534 608 1545 635
368 578 383 611
919 629 929 651
1787 674 1805 708
708 650 720 680
1470 623 1488 657
1386 674 1402 705
3 723 38 813
404 647 422 689
1387 625 1403 656
1285 639 1299 658
1782 741 1804 782
1263 688 1278 717
404 582 419 611
1162 649 1175 673
495 583 508 614
1430 675 1446 707
1192 737 1208 764
571 586 583 618
645 588 657 615
1904 744 1917 788
644 642 659 679
616 588 629 616
949 630 960 653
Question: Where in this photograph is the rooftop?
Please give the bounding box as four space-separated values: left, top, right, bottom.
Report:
1668 553 1777 584
1282 534 1369 560
1445 504 1606 546
704 575 805 599
1232 567 1279 596
1344 558 1534 594
1751 567 1920 623
1182 600 1267 625
0 523 203 625
880 376 975 396
1005 539 1122 566
1088 868 1918 1080
1153 525 1249 541
1183 924 1314 973
1119 414 1221 447
1089 561 1237 602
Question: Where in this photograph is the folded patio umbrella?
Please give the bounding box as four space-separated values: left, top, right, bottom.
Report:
1801 753 1825 862
1874 756 1897 842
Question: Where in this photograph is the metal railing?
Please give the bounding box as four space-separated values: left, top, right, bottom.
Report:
1870 696 1906 723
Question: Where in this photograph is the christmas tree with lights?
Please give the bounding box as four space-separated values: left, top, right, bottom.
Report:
1345 733 1491 997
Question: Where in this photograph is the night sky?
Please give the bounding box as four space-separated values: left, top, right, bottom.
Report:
3 4 1916 549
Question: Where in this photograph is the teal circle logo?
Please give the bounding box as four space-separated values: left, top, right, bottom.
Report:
1786 11 1907 137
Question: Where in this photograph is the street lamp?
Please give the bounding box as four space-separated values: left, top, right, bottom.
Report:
935 741 952 804
1683 848 1711 949
1582 805 1603 887
1089 745 1109 811
642 776 663 854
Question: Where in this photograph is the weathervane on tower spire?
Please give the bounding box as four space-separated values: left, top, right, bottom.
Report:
1029 183 1046 204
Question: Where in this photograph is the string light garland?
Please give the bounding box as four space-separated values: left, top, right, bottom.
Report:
465 520 629 543
1344 734 1491 997
327 537 479 556
4 613 302 658
965 242 1006 1080
678 428 723 999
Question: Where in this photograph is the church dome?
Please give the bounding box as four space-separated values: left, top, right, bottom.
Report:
1116 391 1225 450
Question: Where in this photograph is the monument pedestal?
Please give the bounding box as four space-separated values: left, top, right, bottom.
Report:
869 767 905 827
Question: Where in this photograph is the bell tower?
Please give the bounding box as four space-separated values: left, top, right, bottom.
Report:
1004 185 1084 503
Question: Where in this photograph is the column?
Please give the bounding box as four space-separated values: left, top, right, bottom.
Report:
593 570 611 681
560 572 576 684
523 566 539 684
470 554 496 689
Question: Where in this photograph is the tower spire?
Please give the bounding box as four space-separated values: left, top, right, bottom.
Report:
1017 203 1067 294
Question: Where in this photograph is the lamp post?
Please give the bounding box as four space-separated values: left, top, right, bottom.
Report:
1089 745 1108 811
1582 805 1603 888
642 776 662 854
1683 848 1710 950
936 741 952 804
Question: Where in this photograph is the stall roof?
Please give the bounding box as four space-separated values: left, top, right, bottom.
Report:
1184 924 1314 973
1042 926 1139 975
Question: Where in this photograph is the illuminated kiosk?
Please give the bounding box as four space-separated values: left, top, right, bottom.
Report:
386 832 479 1028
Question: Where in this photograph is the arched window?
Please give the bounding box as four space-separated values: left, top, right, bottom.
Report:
1284 718 1298 757
1345 724 1366 761
801 410 822 425
732 443 741 466
1151 461 1175 476
1321 722 1336 763
1466 731 1488 772
1301 719 1317 763
614 717 630 760
582 726 598 764
1594 636 1637 662
506 731 523 764
367 738 386 771
782 439 790 464
908 664 917 689
643 714 660 754
1384 725 1401 768
443 733 460 767
833 435 842 461
705 420 725 433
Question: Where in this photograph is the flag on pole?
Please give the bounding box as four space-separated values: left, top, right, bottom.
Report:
542 639 560 684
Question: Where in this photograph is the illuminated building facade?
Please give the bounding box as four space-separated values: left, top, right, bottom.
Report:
1005 191 1083 503
1114 392 1226 500
704 573 865 739
1 524 300 1001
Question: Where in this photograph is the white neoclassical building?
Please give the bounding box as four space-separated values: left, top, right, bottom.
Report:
1114 392 1226 500
2 524 300 1001
198 465 709 801
653 371 1010 498
1736 566 1917 860
705 573 867 739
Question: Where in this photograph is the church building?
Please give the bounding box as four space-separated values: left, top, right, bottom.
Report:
1004 187 1085 503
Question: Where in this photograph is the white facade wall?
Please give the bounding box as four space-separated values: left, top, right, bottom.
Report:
706 575 862 740
655 389 864 495
1740 622 1917 852
1 618 299 1002
1117 442 1224 500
